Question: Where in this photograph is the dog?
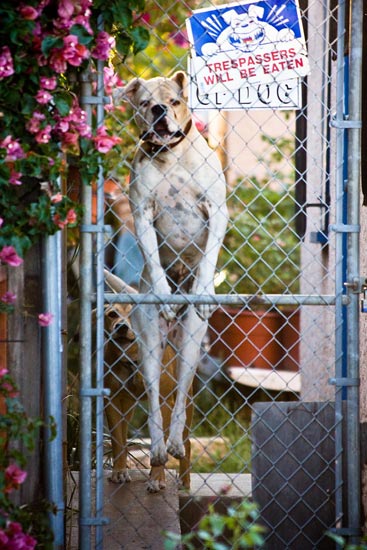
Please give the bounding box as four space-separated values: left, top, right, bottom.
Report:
112 71 228 468
103 270 193 493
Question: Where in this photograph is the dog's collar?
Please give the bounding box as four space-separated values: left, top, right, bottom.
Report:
140 119 193 156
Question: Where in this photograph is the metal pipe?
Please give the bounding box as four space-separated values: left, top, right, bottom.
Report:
102 292 346 307
42 232 64 550
95 52 107 549
333 0 346 536
79 67 94 550
346 0 363 541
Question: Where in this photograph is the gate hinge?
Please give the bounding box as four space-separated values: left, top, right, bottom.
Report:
329 377 360 387
330 115 362 129
329 223 360 233
80 388 111 397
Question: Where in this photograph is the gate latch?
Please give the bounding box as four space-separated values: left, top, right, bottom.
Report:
359 278 367 312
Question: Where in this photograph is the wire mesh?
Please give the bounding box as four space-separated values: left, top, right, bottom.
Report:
69 1 361 549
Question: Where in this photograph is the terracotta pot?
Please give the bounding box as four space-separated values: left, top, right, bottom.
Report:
209 307 284 370
209 307 301 371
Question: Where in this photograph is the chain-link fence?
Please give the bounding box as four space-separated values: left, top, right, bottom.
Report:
69 1 363 549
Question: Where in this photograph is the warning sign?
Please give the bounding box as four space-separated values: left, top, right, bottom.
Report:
186 0 310 97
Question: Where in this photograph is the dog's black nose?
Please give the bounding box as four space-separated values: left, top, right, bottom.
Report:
151 104 167 118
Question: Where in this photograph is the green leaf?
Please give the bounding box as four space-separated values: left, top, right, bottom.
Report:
54 92 73 117
131 26 150 54
70 24 94 45
41 36 63 56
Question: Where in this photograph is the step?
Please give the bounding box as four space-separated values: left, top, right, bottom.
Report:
67 469 181 550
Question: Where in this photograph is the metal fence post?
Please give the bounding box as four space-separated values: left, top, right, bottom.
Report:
79 66 94 550
42 231 64 550
95 53 108 549
346 0 363 542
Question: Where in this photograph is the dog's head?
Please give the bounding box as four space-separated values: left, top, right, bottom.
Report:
113 71 191 146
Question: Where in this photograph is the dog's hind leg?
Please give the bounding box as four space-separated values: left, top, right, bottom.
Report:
179 386 193 489
167 307 207 460
105 393 135 483
132 304 168 466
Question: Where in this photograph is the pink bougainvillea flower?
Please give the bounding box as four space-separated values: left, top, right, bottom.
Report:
170 30 188 48
140 13 151 24
18 5 39 20
35 89 53 104
9 170 23 186
50 192 63 203
26 111 45 133
0 367 9 377
0 46 14 79
57 0 75 19
35 124 52 144
3 523 37 550
63 35 90 66
0 246 23 267
103 66 123 95
92 31 115 60
0 217 3 227
93 125 122 153
38 312 54 327
0 136 25 161
3 522 37 550
40 75 57 90
4 464 27 493
1 291 17 304
66 208 77 224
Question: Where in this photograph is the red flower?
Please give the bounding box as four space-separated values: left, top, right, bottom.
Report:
18 5 39 20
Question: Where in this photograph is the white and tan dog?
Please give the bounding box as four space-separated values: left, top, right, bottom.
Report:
113 71 228 467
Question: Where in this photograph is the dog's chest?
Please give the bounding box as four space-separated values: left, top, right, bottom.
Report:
153 172 209 252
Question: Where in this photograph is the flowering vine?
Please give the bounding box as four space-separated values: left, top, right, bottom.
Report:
0 0 149 545
0 368 55 548
0 0 149 261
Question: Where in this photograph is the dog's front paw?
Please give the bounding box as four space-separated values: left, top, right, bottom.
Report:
150 443 168 466
159 303 178 322
108 469 131 484
197 303 216 320
166 437 185 459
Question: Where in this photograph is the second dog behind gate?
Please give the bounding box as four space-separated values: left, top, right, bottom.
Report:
103 270 193 493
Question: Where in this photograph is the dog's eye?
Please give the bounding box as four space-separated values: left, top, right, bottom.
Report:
170 99 180 107
139 99 150 108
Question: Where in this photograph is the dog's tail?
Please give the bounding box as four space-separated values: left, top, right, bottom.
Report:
104 269 138 295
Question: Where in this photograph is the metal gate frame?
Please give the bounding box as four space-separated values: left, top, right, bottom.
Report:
65 2 364 548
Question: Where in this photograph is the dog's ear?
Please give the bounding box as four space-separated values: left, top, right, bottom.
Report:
112 78 142 105
171 71 188 100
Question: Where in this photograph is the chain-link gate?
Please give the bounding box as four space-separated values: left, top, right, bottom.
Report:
70 1 363 549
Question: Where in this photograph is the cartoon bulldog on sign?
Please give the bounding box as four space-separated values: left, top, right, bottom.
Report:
201 4 295 55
